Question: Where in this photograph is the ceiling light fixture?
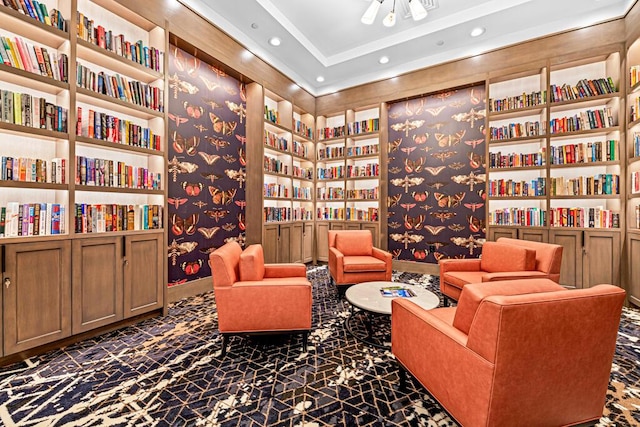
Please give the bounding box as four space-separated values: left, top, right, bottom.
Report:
362 0 430 27
316 76 325 83
268 37 281 46
382 0 397 27
470 27 485 37
379 56 390 64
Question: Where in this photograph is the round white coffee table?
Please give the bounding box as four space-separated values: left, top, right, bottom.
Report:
344 281 440 347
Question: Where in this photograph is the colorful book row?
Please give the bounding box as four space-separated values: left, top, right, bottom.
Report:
76 63 164 112
346 163 379 178
76 107 161 150
549 207 619 228
549 77 616 102
1 0 67 31
76 12 163 72
75 156 161 190
549 140 618 165
263 206 312 222
489 121 543 140
631 65 640 88
550 174 619 196
347 144 378 157
489 91 546 113
549 108 614 134
0 35 68 81
489 207 546 227
317 166 344 180
292 166 313 180
0 202 65 237
264 183 288 198
318 125 346 140
346 188 378 199
264 156 288 175
1 156 65 183
489 150 545 168
488 178 546 197
75 203 162 233
347 118 379 135
317 146 344 160
316 187 344 200
0 90 68 132
294 120 312 138
264 129 289 151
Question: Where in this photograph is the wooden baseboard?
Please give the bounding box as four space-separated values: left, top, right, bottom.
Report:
167 277 212 303
393 260 440 276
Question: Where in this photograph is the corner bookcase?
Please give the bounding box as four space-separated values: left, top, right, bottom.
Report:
486 50 624 289
315 106 381 262
0 0 166 358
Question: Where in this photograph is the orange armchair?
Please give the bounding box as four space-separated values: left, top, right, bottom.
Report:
439 237 563 304
392 279 625 427
328 230 392 290
209 241 312 356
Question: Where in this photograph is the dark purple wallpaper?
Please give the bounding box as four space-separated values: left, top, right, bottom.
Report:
387 86 487 263
167 46 246 286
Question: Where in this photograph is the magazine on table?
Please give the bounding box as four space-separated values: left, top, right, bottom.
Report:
380 286 416 298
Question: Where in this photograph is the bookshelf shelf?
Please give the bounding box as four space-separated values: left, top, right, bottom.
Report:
489 165 546 172
0 181 68 190
75 135 162 156
0 121 68 139
549 93 620 112
0 5 69 47
0 63 69 94
549 160 619 169
76 39 163 84
488 105 547 120
75 185 164 195
550 194 619 200
628 193 640 200
264 120 291 135
549 126 620 139
628 117 640 130
630 81 640 95
489 135 547 145
488 196 546 201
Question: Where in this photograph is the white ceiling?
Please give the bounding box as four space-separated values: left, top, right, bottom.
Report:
178 0 635 96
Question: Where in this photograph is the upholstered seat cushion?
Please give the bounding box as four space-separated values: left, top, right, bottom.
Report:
335 231 373 256
480 241 536 273
343 256 387 272
453 279 565 335
442 271 486 288
239 244 266 281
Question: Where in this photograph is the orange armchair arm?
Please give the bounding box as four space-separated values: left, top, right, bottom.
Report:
481 271 548 281
392 299 494 427
372 247 392 263
264 263 307 278
439 258 481 274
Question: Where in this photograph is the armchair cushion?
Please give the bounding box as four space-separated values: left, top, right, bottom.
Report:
343 256 387 272
480 241 536 273
239 244 265 281
453 279 565 335
335 231 372 256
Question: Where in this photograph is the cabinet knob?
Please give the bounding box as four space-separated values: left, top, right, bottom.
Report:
4 278 10 288
124 259 129 266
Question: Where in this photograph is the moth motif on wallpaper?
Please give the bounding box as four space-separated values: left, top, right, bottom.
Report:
167 45 246 286
387 85 487 263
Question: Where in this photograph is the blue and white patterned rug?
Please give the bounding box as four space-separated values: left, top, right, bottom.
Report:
0 266 637 426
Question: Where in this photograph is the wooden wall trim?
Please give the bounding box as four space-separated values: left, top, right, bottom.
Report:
113 0 315 113
626 0 640 44
317 19 625 113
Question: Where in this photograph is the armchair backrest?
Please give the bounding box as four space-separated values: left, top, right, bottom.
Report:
239 244 265 281
465 284 625 424
328 230 373 256
209 241 243 289
496 237 563 279
479 241 536 273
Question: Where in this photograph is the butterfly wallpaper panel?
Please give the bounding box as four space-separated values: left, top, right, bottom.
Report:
387 86 487 263
168 45 246 286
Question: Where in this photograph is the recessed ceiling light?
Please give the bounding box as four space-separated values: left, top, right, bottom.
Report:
436 40 444 46
470 27 485 37
316 76 325 83
379 56 389 64
251 23 259 29
268 37 281 46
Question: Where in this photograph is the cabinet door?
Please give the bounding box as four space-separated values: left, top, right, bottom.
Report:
303 222 314 263
345 223 361 231
3 241 71 355
124 233 163 318
290 222 304 264
278 224 292 263
263 224 279 264
518 228 549 243
316 222 330 262
549 229 583 288
583 231 620 288
72 237 123 334
628 231 640 307
330 222 345 231
361 223 379 247
488 226 518 241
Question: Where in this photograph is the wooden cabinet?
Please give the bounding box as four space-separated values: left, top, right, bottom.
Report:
627 231 640 306
290 222 304 263
518 228 549 242
3 241 71 355
72 237 123 334
488 227 518 241
278 223 292 263
303 222 313 263
550 229 583 287
361 222 380 247
124 233 163 317
263 224 279 264
315 222 330 262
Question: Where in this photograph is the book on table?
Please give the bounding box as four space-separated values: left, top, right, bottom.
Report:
380 286 416 298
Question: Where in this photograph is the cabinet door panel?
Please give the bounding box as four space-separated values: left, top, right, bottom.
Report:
330 222 345 231
303 222 314 263
345 223 361 231
290 223 303 264
550 229 583 288
263 225 279 264
316 223 330 262
628 232 640 307
278 224 292 263
3 241 71 355
361 223 379 247
518 229 549 243
488 227 517 241
124 233 163 317
583 231 620 288
72 237 123 334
